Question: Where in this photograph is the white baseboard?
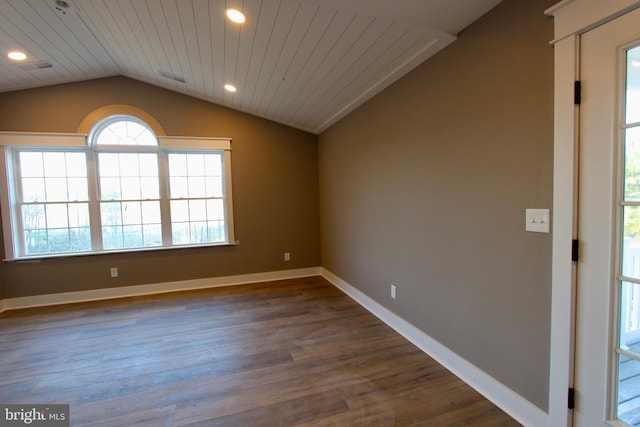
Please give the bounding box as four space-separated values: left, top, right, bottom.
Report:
321 268 548 427
0 267 322 313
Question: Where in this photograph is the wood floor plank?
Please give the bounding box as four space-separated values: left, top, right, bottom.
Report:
0 276 521 426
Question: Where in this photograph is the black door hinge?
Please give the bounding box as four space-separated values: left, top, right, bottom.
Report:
574 81 582 105
571 239 580 262
568 387 575 410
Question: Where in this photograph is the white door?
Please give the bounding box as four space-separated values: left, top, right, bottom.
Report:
575 7 640 426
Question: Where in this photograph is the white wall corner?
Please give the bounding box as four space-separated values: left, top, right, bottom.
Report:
320 268 548 427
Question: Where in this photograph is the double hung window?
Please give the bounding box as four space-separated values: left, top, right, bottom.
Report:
0 115 234 260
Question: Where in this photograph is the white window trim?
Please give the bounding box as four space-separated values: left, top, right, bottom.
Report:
0 132 86 147
0 131 235 261
158 136 231 150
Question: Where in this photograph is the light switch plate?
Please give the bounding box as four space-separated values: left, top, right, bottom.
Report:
526 209 550 233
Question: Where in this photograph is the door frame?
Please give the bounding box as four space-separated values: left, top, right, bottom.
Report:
547 1 640 426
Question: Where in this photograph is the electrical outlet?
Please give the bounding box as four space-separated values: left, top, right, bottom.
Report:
390 285 397 299
284 252 291 261
110 267 119 278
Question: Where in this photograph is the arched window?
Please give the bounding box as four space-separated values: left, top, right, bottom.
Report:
92 116 157 146
91 116 163 250
0 113 234 259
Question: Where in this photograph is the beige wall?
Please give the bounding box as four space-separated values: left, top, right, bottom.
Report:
319 0 555 410
0 76 320 298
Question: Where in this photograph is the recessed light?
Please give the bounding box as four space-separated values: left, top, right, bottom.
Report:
224 84 237 93
226 8 246 24
8 51 27 61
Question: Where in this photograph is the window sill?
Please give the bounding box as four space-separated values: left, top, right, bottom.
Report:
4 241 239 262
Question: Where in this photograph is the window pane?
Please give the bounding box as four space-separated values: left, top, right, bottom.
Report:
172 222 189 245
70 227 91 251
21 151 89 205
99 153 120 176
23 229 47 255
22 204 45 231
127 121 147 138
68 203 90 228
68 178 88 201
122 225 143 247
45 177 68 202
100 199 161 250
139 153 158 176
95 119 157 146
46 204 68 229
141 201 161 224
140 177 159 199
43 152 66 177
616 354 640 426
627 46 640 124
100 177 121 200
205 154 222 176
170 198 225 244
119 153 140 177
97 128 120 146
208 221 225 242
207 199 225 220
190 221 207 243
171 200 189 222
101 202 122 225
65 153 87 177
99 153 158 202
21 203 91 255
21 178 45 202
188 177 206 198
111 121 127 140
623 207 640 280
136 129 157 146
189 199 207 222
47 229 70 253
170 177 188 198
187 154 205 176
620 281 640 350
625 127 640 201
102 226 122 250
122 201 142 225
168 152 228 245
143 224 162 247
19 152 44 177
207 177 223 198
169 154 187 176
121 177 142 200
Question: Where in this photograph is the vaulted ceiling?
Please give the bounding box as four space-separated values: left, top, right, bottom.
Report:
0 0 502 134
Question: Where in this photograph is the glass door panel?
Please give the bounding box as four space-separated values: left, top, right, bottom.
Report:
617 45 640 427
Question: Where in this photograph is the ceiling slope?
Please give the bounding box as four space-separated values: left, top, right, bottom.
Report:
0 0 502 134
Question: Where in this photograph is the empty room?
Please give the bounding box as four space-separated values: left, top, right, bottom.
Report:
1 0 639 426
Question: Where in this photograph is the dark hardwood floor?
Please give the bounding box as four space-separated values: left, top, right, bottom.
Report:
0 276 521 426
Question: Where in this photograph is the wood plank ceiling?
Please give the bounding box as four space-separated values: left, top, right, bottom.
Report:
0 0 502 134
